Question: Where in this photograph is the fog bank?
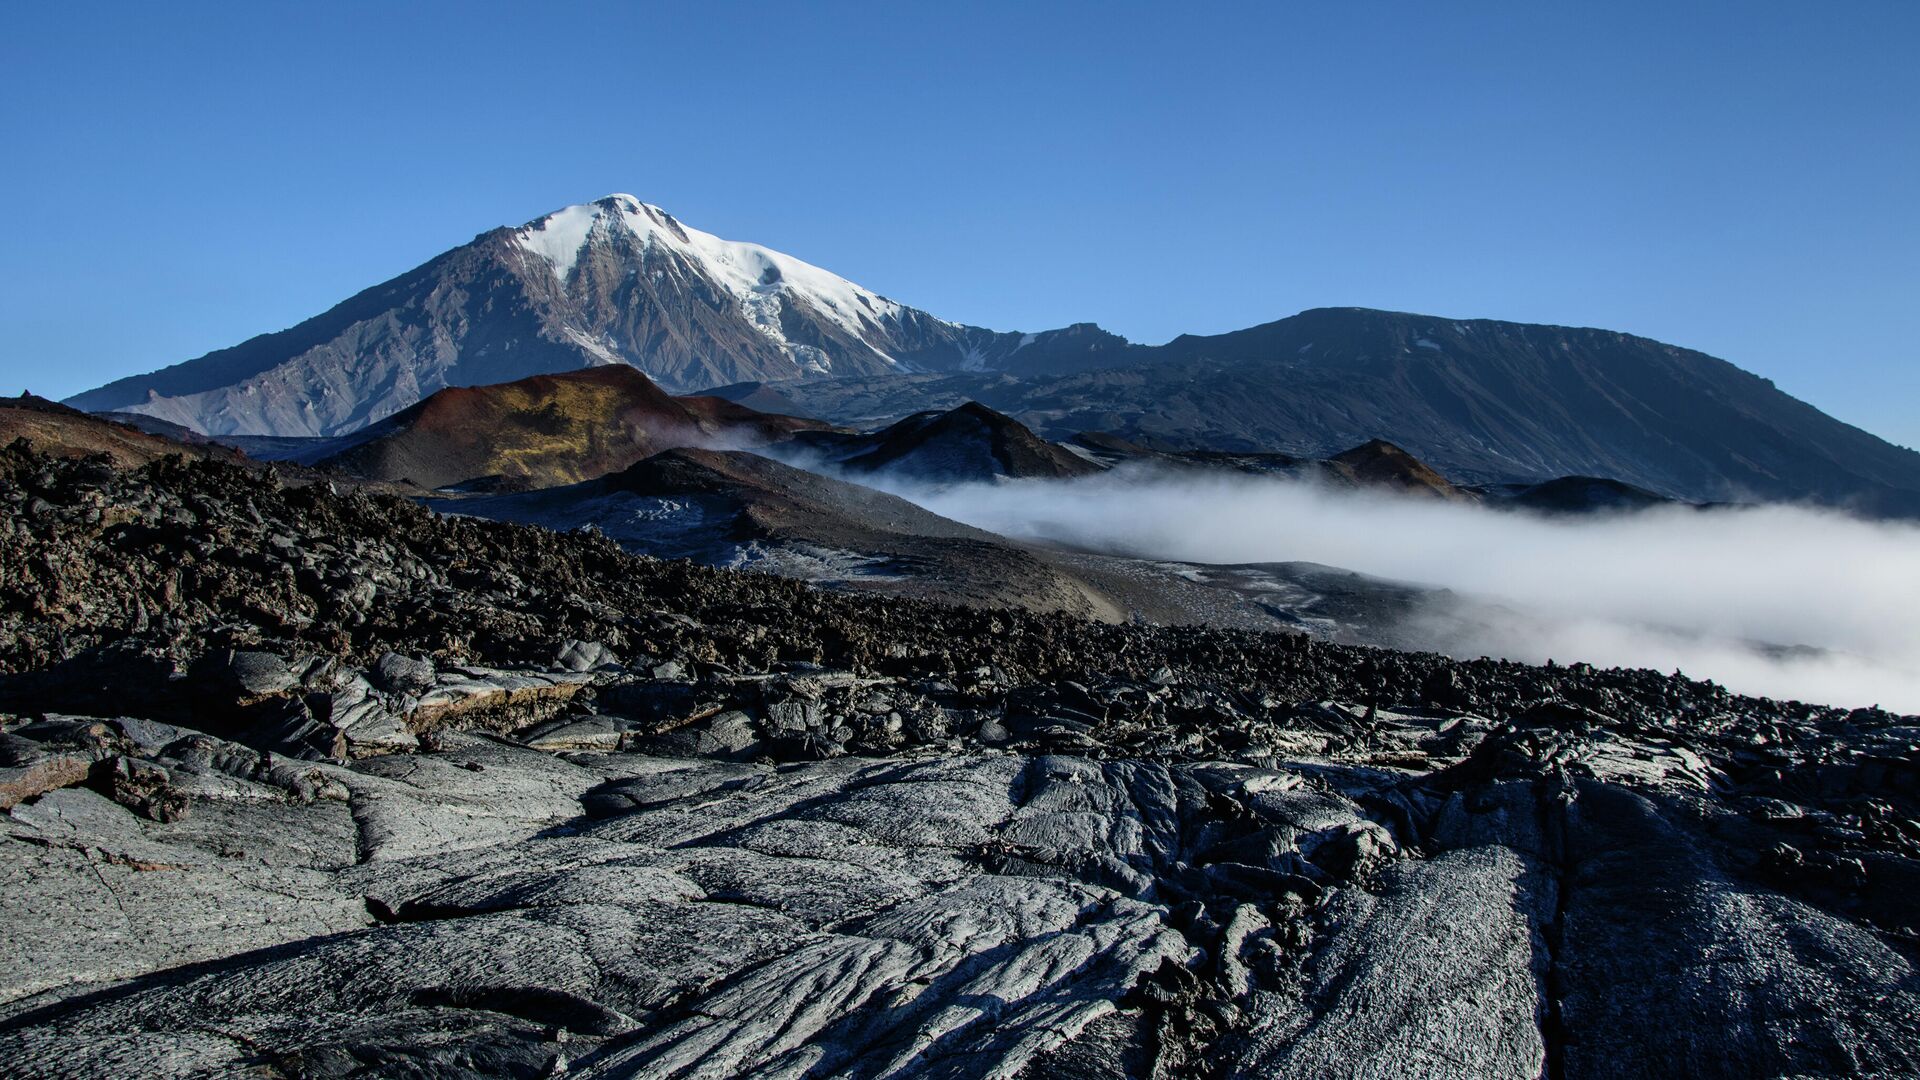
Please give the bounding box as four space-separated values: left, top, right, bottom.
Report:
885 467 1920 712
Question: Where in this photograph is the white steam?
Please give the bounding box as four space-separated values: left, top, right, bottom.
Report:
876 467 1920 713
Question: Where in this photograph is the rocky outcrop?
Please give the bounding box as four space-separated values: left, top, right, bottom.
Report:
1495 474 1674 514
3 680 1914 1077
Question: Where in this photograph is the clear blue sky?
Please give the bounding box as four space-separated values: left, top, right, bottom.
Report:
2 2 1915 445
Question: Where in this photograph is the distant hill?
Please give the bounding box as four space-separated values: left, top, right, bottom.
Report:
1322 439 1467 501
1497 476 1675 515
312 366 828 491
793 402 1103 483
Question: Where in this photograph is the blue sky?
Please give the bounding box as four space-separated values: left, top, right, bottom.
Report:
2 2 1915 445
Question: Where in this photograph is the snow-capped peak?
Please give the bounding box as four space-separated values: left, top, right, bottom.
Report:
513 202 602 281
511 196 905 354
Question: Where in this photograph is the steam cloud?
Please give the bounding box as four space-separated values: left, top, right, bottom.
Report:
877 466 1920 713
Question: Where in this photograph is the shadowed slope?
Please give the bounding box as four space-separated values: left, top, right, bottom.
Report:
444 447 1121 618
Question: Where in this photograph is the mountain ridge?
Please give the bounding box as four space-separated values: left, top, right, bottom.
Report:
716 307 1920 514
61 199 1920 514
67 195 1131 436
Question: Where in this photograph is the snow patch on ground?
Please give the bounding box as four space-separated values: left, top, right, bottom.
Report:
1060 442 1108 466
723 542 905 584
790 345 834 376
439 492 726 559
514 203 600 281
561 327 624 365
437 491 901 589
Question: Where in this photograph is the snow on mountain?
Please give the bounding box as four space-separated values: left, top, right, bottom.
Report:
67 195 1132 437
512 195 909 373
515 201 601 281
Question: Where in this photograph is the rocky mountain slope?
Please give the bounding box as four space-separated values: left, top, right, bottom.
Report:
1 443 1915 1078
65 196 1127 437
311 366 828 492
715 307 1920 514
429 429 1523 650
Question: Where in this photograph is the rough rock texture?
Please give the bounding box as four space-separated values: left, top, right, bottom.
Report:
1 444 1916 1078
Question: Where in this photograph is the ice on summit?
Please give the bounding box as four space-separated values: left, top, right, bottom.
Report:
515 202 600 281
512 195 904 365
